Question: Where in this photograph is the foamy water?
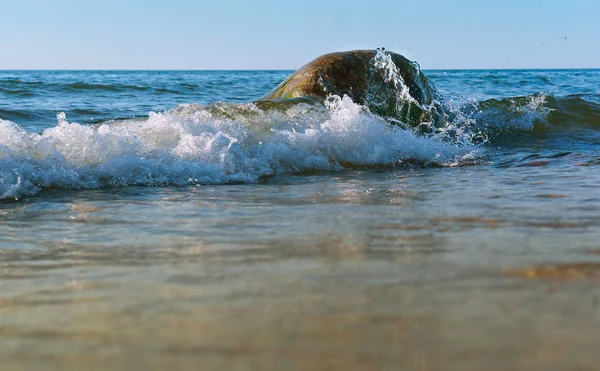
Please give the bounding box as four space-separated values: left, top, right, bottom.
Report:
0 95 483 199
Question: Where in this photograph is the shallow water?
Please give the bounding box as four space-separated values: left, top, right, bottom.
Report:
1 66 600 370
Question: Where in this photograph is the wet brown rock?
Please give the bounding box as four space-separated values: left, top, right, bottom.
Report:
260 50 441 127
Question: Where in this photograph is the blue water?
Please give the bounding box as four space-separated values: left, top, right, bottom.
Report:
3 69 599 129
1 65 600 370
0 70 289 131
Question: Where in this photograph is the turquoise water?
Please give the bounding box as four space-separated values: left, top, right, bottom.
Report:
1 67 600 370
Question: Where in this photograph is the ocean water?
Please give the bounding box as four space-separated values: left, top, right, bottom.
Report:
1 65 600 370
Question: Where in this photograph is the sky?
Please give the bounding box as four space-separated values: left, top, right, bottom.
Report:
1 0 599 70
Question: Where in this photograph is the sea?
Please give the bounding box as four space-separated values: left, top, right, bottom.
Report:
1 66 600 370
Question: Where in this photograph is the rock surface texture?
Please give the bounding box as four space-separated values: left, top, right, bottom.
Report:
261 49 442 127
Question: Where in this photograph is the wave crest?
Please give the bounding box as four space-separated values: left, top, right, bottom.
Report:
0 95 479 199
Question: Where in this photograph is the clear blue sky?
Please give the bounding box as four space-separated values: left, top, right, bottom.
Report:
1 0 598 70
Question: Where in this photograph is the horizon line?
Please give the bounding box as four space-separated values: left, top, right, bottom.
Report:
1 67 599 72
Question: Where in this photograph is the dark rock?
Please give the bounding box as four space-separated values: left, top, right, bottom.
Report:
260 50 442 127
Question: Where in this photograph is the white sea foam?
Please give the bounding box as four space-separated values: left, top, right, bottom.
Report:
0 95 480 199
455 93 552 132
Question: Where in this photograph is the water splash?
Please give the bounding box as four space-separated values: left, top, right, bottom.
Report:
366 49 450 136
367 49 425 127
442 93 553 142
0 97 479 200
361 50 557 146
368 49 413 122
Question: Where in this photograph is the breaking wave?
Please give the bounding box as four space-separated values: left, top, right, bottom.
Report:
1 60 599 200
0 95 481 199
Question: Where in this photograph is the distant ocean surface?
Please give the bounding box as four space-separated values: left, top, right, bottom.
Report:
2 68 600 371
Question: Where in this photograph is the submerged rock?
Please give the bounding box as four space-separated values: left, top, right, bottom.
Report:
260 49 443 128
